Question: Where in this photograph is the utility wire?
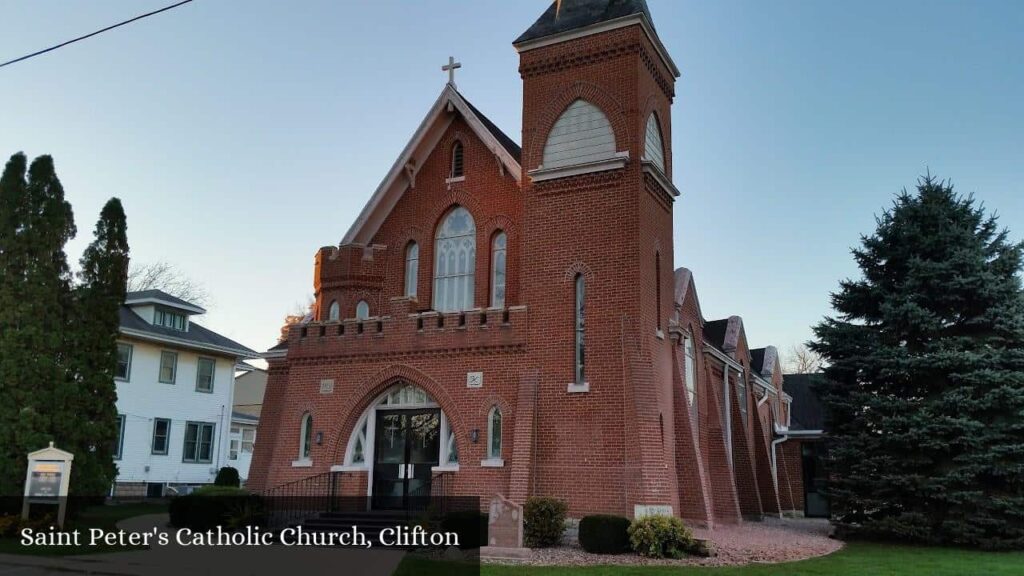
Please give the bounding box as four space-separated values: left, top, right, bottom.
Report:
0 0 194 70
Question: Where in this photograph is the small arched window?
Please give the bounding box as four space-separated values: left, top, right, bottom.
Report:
574 274 586 384
355 300 370 320
490 231 507 308
405 242 419 298
327 300 340 322
433 206 476 312
644 113 666 173
487 406 502 460
299 413 313 460
684 335 697 424
451 141 464 178
655 252 662 331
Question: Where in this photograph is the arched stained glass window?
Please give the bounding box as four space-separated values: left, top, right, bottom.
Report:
491 231 507 308
575 274 586 384
328 300 340 322
356 300 370 320
299 413 313 459
488 406 502 460
433 207 476 312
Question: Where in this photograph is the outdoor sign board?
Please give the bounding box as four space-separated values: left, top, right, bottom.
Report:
22 442 74 527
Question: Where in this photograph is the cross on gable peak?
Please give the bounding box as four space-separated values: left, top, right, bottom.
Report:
442 56 462 88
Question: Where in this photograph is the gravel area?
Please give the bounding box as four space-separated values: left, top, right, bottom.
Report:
484 517 843 567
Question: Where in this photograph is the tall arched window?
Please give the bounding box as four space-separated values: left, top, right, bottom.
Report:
405 242 419 298
543 100 615 169
684 335 697 424
575 274 586 384
299 413 313 459
327 300 340 322
643 113 666 173
451 141 464 178
356 300 370 320
433 206 476 312
487 406 502 460
490 231 507 308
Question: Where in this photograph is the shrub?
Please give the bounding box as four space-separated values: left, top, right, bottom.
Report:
524 497 567 548
627 514 697 559
169 486 263 531
214 467 241 487
440 510 489 549
579 514 631 554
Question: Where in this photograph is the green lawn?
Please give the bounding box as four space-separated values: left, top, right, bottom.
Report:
479 542 1024 576
0 502 167 556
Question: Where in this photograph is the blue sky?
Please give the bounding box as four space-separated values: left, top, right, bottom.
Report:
1 0 1021 359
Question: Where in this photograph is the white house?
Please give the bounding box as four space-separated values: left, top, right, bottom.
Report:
229 367 267 482
112 289 257 498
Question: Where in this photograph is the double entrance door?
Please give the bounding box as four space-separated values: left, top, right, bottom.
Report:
372 409 440 510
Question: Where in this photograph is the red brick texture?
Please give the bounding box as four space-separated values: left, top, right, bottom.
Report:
246 12 807 525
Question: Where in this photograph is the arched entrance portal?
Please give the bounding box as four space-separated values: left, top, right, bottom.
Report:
342 382 458 509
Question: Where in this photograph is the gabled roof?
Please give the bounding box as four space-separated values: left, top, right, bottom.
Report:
515 0 654 45
341 85 522 246
750 348 766 376
703 315 744 356
672 267 704 327
783 373 827 432
119 306 257 359
124 289 205 314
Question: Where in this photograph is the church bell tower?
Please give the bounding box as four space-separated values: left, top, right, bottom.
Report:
514 0 683 517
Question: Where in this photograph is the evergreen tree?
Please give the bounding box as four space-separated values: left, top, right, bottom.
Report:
812 175 1024 549
65 198 129 498
0 153 76 496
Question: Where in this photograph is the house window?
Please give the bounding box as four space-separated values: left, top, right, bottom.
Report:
328 300 340 321
356 300 370 320
574 274 586 384
433 206 476 312
491 231 507 308
229 439 239 460
158 351 177 384
151 418 170 455
195 357 215 393
115 343 132 381
405 242 419 298
154 308 186 331
684 335 697 417
487 407 502 460
451 141 464 178
299 413 313 460
242 428 255 453
183 422 215 463
114 414 126 460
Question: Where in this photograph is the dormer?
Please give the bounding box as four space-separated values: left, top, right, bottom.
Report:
123 289 206 332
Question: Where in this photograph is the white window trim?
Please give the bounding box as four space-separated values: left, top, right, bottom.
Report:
529 151 629 183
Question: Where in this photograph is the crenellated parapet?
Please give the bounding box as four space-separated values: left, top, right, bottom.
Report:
284 301 528 361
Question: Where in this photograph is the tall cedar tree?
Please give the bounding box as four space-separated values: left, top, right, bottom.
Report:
812 175 1024 549
66 199 129 498
0 153 76 497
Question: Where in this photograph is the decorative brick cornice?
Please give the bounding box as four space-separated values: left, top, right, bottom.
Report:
532 167 625 197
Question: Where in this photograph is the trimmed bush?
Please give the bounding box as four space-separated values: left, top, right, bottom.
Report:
169 486 263 531
214 466 241 487
524 497 567 548
579 514 631 554
440 510 489 549
627 514 697 559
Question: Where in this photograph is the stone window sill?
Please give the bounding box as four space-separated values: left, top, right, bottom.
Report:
480 458 505 468
291 459 312 468
331 464 366 472
528 152 629 183
566 382 590 394
432 464 460 472
445 175 466 185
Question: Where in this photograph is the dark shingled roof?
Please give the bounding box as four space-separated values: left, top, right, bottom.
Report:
783 373 827 431
125 289 203 311
703 319 730 351
750 348 766 374
515 0 654 45
119 306 257 358
460 91 522 162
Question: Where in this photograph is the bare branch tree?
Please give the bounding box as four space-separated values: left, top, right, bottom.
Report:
278 295 315 343
784 343 825 374
127 261 210 307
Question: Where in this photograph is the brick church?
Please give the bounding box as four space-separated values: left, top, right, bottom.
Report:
248 0 819 525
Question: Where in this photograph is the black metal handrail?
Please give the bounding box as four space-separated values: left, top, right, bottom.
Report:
431 470 454 513
261 470 347 529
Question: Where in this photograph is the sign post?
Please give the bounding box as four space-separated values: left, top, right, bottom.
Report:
22 442 74 527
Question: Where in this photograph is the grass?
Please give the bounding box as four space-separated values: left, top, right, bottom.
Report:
477 542 1024 576
0 502 167 556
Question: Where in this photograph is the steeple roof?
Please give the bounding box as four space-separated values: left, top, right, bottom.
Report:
514 0 653 45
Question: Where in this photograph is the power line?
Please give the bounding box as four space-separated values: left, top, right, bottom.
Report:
0 0 194 70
